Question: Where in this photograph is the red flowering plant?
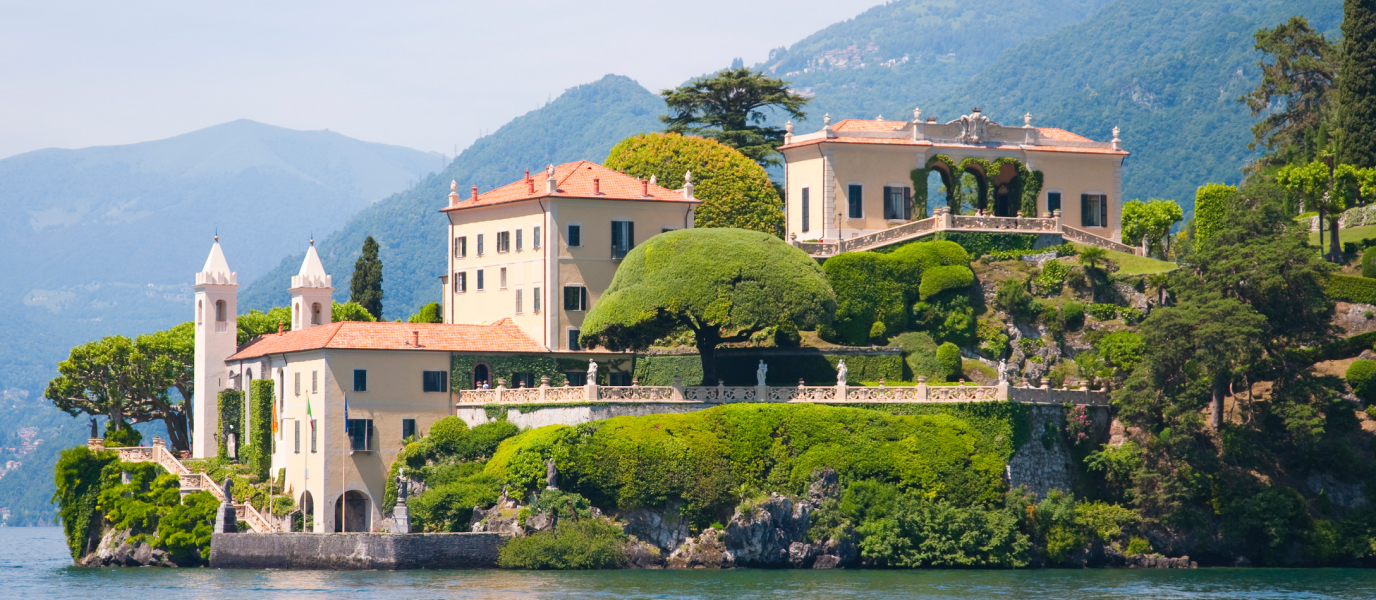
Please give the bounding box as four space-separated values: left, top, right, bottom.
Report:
1063 403 1096 451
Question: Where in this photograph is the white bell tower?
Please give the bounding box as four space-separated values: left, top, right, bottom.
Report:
192 236 238 459
290 240 334 331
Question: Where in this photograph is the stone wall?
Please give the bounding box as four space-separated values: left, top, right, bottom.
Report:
1005 405 1109 498
209 532 503 570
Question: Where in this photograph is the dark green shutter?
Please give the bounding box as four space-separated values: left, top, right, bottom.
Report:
1081 194 1090 226
904 187 913 219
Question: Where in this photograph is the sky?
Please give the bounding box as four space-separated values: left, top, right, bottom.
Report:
0 0 881 160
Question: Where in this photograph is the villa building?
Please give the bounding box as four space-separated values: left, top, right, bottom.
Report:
779 109 1129 244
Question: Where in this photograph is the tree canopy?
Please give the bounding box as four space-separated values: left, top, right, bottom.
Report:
1238 16 1338 163
1121 199 1184 257
579 228 835 384
351 236 384 320
605 133 784 236
1340 0 1376 168
660 67 808 169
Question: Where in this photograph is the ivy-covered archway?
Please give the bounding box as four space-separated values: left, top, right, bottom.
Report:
912 155 1043 217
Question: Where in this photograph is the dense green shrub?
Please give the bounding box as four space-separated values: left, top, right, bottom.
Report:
1220 483 1312 566
1032 260 1070 296
936 343 962 381
409 472 503 532
977 319 1010 358
855 493 1029 567
216 389 244 459
1095 331 1145 372
103 425 142 447
1346 360 1376 402
1328 274 1376 304
1193 183 1237 245
429 417 470 454
889 332 943 380
994 279 1034 319
634 352 902 386
912 294 975 348
408 302 443 323
823 252 908 345
247 379 274 480
154 491 217 565
1364 250 1376 278
919 265 975 301
931 231 1037 258
1061 302 1085 330
53 446 116 560
497 517 629 569
1085 303 1119 321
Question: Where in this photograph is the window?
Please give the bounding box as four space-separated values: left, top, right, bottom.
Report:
310 419 317 453
197 300 203 324
515 288 524 314
516 229 523 252
1047 192 1062 214
567 224 581 247
215 300 227 322
477 269 485 291
568 328 582 351
497 231 510 253
883 186 912 220
611 221 635 259
422 371 448 392
511 373 535 388
1081 194 1108 227
311 370 318 394
848 184 863 219
294 372 301 397
477 233 485 256
353 369 367 392
346 419 373 452
565 372 587 386
609 372 631 386
294 420 300 453
533 287 541 314
454 236 467 258
402 419 416 440
454 271 466 293
533 226 541 249
563 286 588 311
311 302 322 325
499 267 507 289
801 187 810 232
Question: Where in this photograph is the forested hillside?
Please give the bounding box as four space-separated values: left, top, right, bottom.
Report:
240 75 666 317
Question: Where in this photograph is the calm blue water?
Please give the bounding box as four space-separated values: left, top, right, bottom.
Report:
4 527 1375 599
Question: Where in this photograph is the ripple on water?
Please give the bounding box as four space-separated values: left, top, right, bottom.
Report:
3 528 1374 599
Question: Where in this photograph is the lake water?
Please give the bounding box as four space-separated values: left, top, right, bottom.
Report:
4 527 1375 599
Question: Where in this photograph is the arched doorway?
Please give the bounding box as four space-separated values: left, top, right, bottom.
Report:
473 364 490 389
334 490 370 532
300 491 315 532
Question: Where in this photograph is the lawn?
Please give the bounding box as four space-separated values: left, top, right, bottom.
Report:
1071 244 1176 276
1308 223 1376 249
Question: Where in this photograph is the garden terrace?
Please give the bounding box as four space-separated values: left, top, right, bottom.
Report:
792 208 1139 258
455 377 1108 406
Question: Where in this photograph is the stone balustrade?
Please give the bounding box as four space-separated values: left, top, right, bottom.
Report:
792 208 1141 257
453 376 1109 407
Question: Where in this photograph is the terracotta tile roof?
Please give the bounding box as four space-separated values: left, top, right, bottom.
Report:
226 319 545 361
832 119 906 132
1036 128 1093 142
778 119 1125 156
441 160 700 212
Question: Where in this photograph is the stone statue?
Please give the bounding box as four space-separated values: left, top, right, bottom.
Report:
587 360 598 382
952 109 993 144
999 359 1007 382
222 476 234 500
397 467 409 501
450 180 457 192
89 418 98 438
545 458 559 490
756 360 768 386
837 360 848 385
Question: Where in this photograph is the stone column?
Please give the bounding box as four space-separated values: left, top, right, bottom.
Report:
585 381 598 402
916 376 928 401
539 376 550 404
214 478 238 534
671 376 684 401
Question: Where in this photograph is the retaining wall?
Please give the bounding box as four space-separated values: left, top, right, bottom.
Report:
209 532 504 570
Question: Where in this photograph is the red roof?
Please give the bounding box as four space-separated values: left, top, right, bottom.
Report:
226 319 545 361
441 160 700 212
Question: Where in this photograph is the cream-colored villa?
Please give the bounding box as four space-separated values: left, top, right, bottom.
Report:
779 109 1129 246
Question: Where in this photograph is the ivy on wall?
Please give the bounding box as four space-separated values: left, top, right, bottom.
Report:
920 155 1041 217
925 154 959 208
216 390 244 460
451 354 570 389
634 352 903 386
246 379 274 480
1021 170 1045 217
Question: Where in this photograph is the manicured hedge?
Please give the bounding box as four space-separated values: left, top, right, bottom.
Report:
936 342 962 381
823 252 909 345
217 389 244 460
633 352 903 386
932 232 1039 258
247 379 274 480
919 265 976 300
1327 274 1376 304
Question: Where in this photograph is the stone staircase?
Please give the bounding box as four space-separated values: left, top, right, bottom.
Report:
89 437 279 533
792 208 1141 258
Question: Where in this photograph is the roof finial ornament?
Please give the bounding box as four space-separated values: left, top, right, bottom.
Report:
785 120 793 134
649 174 657 186
1112 126 1121 141
913 107 921 122
214 228 218 243
1024 113 1032 127
823 113 831 127
451 180 457 192
309 233 314 246
876 114 883 121
683 170 694 199
1111 126 1122 151
684 170 692 184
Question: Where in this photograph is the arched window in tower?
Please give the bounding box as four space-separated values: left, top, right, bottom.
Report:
311 302 322 325
197 300 203 324
215 300 227 321
294 304 300 329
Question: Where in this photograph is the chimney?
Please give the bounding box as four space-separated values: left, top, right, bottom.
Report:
641 178 649 197
471 185 478 201
448 180 459 206
593 178 601 195
413 330 420 347
683 170 694 199
277 322 283 336
545 164 557 194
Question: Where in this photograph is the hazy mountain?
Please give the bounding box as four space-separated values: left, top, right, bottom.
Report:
239 74 666 318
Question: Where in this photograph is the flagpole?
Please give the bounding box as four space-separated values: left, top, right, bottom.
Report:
342 394 348 532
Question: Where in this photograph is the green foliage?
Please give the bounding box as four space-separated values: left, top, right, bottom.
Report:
658 67 808 170
247 379 273 480
1095 331 1145 373
580 228 835 384
1220 483 1312 566
104 425 142 447
977 319 1009 358
1032 260 1070 296
1346 359 1376 402
332 300 377 323
1193 184 1237 245
154 491 217 565
1121 199 1184 256
889 332 943 380
497 517 629 569
408 302 442 323
1125 537 1152 555
1363 249 1376 278
1340 0 1376 168
936 342 962 382
1061 302 1085 330
932 232 1037 258
822 252 908 345
918 265 975 301
236 306 292 344
1240 16 1338 161
216 389 243 460
605 133 784 235
912 294 975 348
1327 274 1376 304
409 471 503 532
995 278 1035 320
1085 303 1119 321
350 235 384 320
633 352 902 386
451 353 567 390
52 446 116 560
855 493 1029 567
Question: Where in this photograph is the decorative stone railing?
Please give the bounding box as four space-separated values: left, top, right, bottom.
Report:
88 437 278 533
454 377 1109 407
793 209 1141 257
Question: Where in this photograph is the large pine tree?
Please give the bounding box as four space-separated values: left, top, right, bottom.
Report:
350 236 384 320
1340 0 1376 167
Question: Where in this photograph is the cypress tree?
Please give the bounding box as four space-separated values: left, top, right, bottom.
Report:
350 236 384 320
1340 0 1376 167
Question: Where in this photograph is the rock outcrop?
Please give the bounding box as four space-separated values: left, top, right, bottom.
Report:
470 488 524 537
78 528 179 567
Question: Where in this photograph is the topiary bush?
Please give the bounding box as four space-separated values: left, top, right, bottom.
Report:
1364 251 1376 279
918 265 975 301
936 342 962 381
428 417 470 455
823 252 908 345
889 332 942 380
1346 359 1376 402
1061 302 1085 330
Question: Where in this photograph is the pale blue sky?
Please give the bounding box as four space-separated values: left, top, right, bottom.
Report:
0 0 879 159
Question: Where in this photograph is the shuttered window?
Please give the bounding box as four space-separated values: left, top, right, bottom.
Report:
1080 194 1108 227
847 185 863 219
801 187 810 232
883 186 912 220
